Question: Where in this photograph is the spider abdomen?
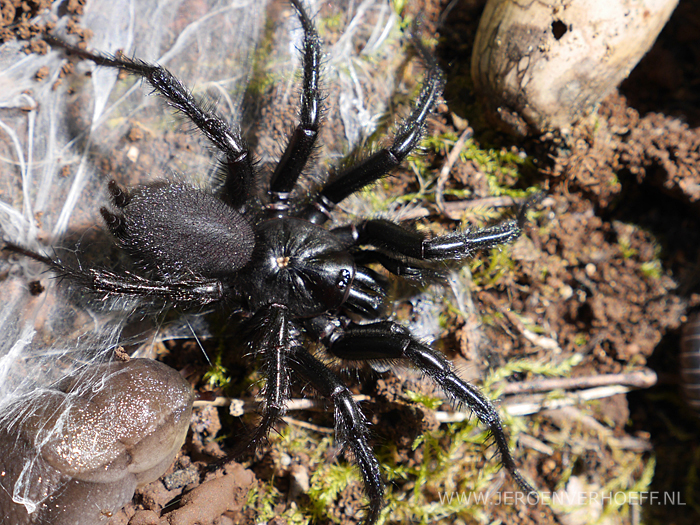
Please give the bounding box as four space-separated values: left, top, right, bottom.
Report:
242 218 355 317
101 182 255 278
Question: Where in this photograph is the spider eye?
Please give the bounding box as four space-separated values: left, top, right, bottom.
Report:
336 269 352 290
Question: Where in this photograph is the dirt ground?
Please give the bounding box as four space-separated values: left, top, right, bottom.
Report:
3 0 700 524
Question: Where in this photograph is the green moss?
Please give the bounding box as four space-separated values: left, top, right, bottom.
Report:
574 333 588 347
245 14 286 98
404 390 443 410
484 353 584 392
202 352 231 389
308 463 362 522
641 259 662 279
419 133 533 197
469 245 517 288
317 12 344 35
247 479 282 523
618 235 638 259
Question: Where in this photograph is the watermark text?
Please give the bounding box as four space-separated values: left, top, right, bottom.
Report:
438 490 686 507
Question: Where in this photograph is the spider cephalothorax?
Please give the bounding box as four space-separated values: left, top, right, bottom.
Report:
6 1 536 522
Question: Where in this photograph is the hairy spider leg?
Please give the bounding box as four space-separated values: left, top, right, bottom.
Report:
235 304 293 454
42 35 254 211
268 0 322 206
343 265 388 318
238 302 388 519
308 317 538 497
291 348 384 525
331 192 540 282
2 242 225 306
356 218 522 260
328 218 521 285
329 224 446 283
302 65 445 224
352 248 448 282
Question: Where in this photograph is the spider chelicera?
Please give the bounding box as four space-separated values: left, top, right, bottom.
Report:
5 0 536 522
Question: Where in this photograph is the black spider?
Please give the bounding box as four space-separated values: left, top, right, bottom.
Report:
5 1 537 522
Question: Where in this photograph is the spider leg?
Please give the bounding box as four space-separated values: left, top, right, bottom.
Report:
307 317 537 496
43 36 254 210
268 0 322 208
330 219 520 280
331 224 448 281
353 249 447 282
344 265 388 318
3 242 224 307
236 304 293 453
291 348 384 525
302 66 444 224
349 192 542 261
356 218 522 261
